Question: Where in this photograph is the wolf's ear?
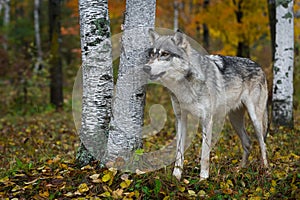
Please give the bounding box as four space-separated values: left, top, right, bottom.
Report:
173 31 190 52
149 29 159 44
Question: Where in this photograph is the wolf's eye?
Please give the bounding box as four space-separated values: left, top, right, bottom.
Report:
161 52 169 57
149 52 154 57
149 50 155 58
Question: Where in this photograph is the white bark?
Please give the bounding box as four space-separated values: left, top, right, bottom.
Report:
0 0 3 15
78 0 114 162
105 0 156 163
174 0 179 31
3 0 9 50
272 0 294 127
3 0 9 25
34 0 43 71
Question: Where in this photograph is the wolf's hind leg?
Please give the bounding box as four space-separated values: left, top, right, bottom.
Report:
200 116 213 180
245 100 268 167
173 112 187 180
229 106 251 167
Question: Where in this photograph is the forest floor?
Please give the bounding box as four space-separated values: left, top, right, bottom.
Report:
0 107 299 199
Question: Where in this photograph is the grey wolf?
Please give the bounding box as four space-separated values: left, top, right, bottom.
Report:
143 29 269 180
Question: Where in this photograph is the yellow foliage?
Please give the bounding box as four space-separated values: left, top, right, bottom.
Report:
187 0 269 55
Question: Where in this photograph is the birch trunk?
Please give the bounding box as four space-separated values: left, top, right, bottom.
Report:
105 0 156 163
0 0 3 16
272 0 294 127
174 0 179 31
34 0 43 71
3 0 9 26
3 0 9 50
76 0 114 165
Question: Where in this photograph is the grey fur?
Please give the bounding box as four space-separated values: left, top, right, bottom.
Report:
144 29 269 180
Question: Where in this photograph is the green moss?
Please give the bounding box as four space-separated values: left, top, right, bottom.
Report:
276 0 292 8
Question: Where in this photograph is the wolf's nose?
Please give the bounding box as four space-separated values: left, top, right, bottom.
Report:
143 65 151 73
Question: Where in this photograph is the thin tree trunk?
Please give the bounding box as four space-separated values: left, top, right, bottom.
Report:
233 0 250 57
49 0 63 109
105 0 156 164
0 0 3 16
267 0 276 62
272 0 294 127
34 0 43 71
76 0 114 166
174 0 179 31
3 0 10 50
203 0 209 51
3 0 9 26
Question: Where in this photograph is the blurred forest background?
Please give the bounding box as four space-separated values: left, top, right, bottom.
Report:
0 0 299 116
0 0 299 199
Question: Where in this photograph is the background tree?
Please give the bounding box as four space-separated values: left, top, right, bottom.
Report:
233 0 250 57
49 0 63 110
267 0 276 61
203 0 210 51
34 0 42 71
272 0 294 127
3 0 9 50
76 0 114 166
187 0 269 58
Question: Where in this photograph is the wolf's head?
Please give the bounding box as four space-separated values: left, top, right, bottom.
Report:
143 29 193 82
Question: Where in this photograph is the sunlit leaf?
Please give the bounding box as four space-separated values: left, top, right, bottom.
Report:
89 173 100 180
77 183 89 193
178 185 185 192
100 191 111 197
188 190 196 196
120 179 132 189
102 173 112 182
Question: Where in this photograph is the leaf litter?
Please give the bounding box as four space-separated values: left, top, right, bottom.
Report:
0 110 299 199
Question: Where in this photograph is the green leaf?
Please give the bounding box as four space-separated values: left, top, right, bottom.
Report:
135 148 144 156
154 179 162 196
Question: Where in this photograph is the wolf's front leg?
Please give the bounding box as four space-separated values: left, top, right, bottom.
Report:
173 112 187 180
200 116 213 180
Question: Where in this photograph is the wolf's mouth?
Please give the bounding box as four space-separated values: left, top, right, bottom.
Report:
149 71 166 80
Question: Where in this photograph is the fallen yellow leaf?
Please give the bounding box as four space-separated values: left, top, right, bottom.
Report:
188 190 196 196
78 183 89 193
120 179 132 189
102 173 112 182
178 185 185 192
100 191 111 197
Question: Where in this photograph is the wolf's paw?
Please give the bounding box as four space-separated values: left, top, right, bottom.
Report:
172 168 182 180
200 170 209 181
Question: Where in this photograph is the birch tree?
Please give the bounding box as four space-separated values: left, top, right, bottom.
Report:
76 0 114 165
174 0 179 31
0 0 3 17
34 0 43 71
2 0 10 50
3 0 9 25
272 0 294 127
105 0 156 163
